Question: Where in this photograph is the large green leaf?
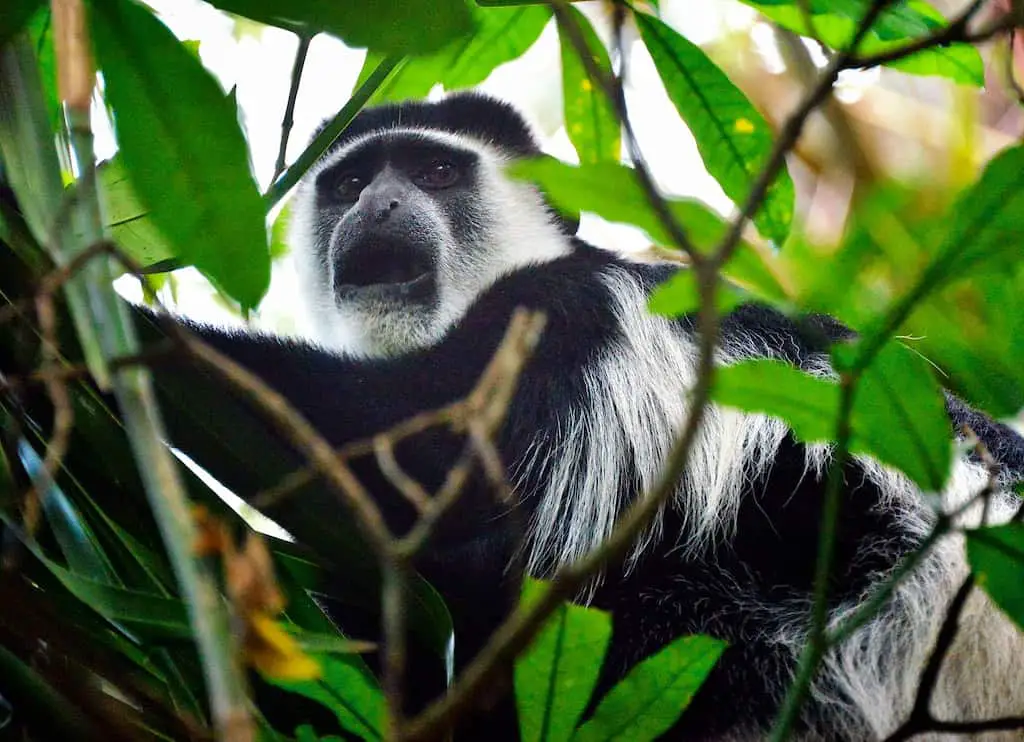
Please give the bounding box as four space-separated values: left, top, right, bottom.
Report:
357 4 551 104
741 0 983 85
573 635 725 742
203 0 473 55
932 145 1024 285
713 340 952 491
97 157 179 271
844 341 951 492
89 0 270 309
712 359 840 444
515 579 612 742
635 13 795 246
557 7 620 165
511 158 787 304
966 523 1024 630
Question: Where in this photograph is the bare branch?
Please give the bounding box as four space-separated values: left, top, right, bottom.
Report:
271 33 312 185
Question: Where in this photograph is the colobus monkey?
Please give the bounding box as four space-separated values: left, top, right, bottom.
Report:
156 93 1024 740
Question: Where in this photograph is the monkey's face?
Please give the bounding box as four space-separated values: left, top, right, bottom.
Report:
292 130 571 357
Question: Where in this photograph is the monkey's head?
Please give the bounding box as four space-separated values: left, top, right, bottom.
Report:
290 93 577 358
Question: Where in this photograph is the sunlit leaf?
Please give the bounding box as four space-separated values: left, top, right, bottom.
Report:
97 157 179 271
357 5 551 103
967 523 1024 630
89 0 270 309
715 341 952 491
741 0 983 85
515 578 612 742
511 158 787 304
558 7 620 164
635 13 795 246
573 635 725 742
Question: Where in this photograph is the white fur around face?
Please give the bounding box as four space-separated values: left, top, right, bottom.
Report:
519 266 816 577
288 128 572 358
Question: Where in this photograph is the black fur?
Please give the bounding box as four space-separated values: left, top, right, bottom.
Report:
322 92 543 160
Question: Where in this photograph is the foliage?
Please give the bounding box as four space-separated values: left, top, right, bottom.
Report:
1 0 1024 740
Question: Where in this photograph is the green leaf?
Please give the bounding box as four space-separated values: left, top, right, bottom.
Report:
573 635 725 742
269 201 292 261
635 13 795 246
847 341 951 491
8 531 191 639
715 341 952 491
268 655 384 741
97 157 179 271
933 144 1024 284
966 523 1024 630
741 0 983 86
358 5 551 103
647 270 746 319
89 0 270 309
17 439 118 582
27 9 61 138
201 0 473 55
712 359 840 444
510 158 787 304
557 7 620 164
905 278 1024 419
515 579 612 742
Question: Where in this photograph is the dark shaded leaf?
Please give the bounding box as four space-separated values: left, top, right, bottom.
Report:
89 0 270 309
515 579 612 742
0 0 43 45
203 0 473 55
635 13 795 246
573 635 725 742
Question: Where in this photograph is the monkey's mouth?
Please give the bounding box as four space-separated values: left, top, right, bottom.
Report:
333 242 437 303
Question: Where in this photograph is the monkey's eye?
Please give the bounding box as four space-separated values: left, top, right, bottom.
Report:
336 173 366 201
415 160 459 190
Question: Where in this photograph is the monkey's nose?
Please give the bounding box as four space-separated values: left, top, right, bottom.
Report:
373 198 401 223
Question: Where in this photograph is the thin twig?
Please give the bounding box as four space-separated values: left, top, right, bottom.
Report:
22 290 73 536
263 54 403 211
251 401 462 511
374 436 432 514
550 0 700 262
881 576 976 742
271 33 312 184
